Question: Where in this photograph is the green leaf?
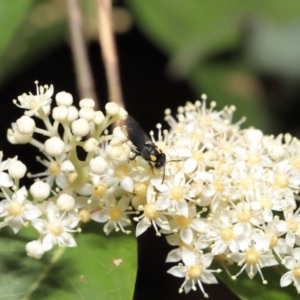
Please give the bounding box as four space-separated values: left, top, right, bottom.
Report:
126 0 300 130
0 225 137 300
0 0 33 57
0 0 69 86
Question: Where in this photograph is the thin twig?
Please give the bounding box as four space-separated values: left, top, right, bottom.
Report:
96 0 124 108
67 0 99 110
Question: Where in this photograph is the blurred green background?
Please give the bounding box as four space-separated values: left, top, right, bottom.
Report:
0 1 300 299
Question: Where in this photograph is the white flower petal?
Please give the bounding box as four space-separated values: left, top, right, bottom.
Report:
136 218 149 237
166 248 182 262
42 233 55 251
284 256 296 270
292 248 300 261
181 248 196 266
59 232 77 247
0 172 13 187
7 217 22 233
32 219 48 233
280 271 292 287
183 158 197 173
120 176 133 193
167 266 185 278
180 228 193 245
90 211 108 223
22 204 42 220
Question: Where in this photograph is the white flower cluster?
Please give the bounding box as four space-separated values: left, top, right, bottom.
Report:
3 83 300 297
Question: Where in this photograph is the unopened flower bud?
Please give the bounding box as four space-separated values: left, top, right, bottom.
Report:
79 107 95 121
83 138 99 152
113 126 127 142
8 160 27 179
105 102 120 115
118 107 128 120
79 98 95 108
52 106 69 121
44 137 65 156
67 106 79 122
94 111 105 125
26 240 45 259
89 156 108 174
56 91 73 106
57 194 75 211
71 118 90 136
30 181 50 201
16 116 35 134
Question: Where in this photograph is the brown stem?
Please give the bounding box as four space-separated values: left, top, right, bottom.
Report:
67 0 99 110
96 0 124 108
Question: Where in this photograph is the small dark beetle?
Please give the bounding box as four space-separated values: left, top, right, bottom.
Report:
121 116 166 181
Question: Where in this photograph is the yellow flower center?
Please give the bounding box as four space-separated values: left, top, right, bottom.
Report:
245 248 260 265
109 207 122 221
266 233 278 248
94 183 107 197
275 174 289 189
78 208 91 223
114 164 129 179
48 220 64 236
247 152 261 164
220 227 233 242
48 161 61 175
199 115 212 127
214 179 224 193
7 200 22 217
133 182 148 196
287 218 298 232
237 207 252 222
293 263 300 278
259 196 272 209
188 265 202 279
144 203 159 220
176 215 191 228
170 186 184 200
241 176 255 190
192 150 204 162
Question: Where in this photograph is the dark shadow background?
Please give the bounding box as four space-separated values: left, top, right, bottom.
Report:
0 21 297 300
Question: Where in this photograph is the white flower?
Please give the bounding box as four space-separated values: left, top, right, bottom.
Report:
153 172 196 218
0 153 17 187
167 247 220 297
31 202 80 251
280 248 300 293
90 195 132 235
196 215 251 255
0 186 42 233
276 206 300 248
32 154 72 189
168 205 208 245
15 83 54 117
134 184 171 237
231 236 278 282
